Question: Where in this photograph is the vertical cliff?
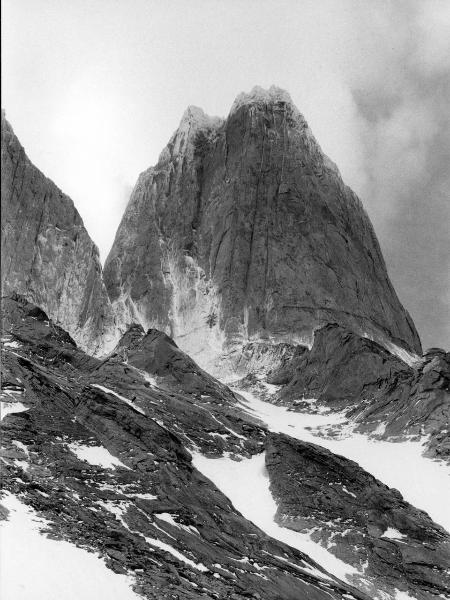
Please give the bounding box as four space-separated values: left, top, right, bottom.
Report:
104 87 421 371
1 111 116 353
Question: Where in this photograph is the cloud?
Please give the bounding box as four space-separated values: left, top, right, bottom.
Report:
340 0 450 349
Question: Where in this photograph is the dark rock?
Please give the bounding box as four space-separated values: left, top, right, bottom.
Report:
272 323 450 461
265 432 450 600
96 323 266 456
119 327 237 400
276 323 412 409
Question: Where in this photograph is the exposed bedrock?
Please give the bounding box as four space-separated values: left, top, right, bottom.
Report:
265 433 450 600
1 112 116 354
104 86 421 374
1 295 370 600
111 326 238 401
264 323 450 462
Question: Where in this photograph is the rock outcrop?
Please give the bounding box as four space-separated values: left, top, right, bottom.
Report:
265 433 450 600
112 326 239 401
104 86 421 374
266 323 450 462
1 112 116 354
1 295 369 600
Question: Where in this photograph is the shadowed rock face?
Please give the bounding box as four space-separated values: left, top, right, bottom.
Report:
104 86 421 373
114 327 239 402
273 323 413 409
1 112 116 354
265 433 450 600
268 323 450 462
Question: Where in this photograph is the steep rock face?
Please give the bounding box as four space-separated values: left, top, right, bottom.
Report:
265 433 450 600
273 323 413 408
1 112 116 354
104 86 421 373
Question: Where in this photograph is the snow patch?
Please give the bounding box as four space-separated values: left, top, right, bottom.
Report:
0 401 29 421
143 535 209 572
12 441 29 455
97 500 129 518
373 422 387 436
155 513 200 536
68 443 128 470
238 390 450 533
342 486 357 498
0 494 140 600
384 342 421 368
381 528 407 541
91 384 145 415
132 492 157 500
273 553 332 582
192 451 357 582
2 339 21 349
261 381 280 395
140 372 158 387
156 512 179 527
362 332 420 368
394 591 419 600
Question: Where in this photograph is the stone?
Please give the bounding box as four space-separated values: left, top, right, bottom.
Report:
265 432 450 600
1 112 116 354
104 86 421 375
270 323 450 462
1 294 368 600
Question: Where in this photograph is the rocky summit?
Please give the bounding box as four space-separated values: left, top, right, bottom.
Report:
104 86 420 373
1 87 449 600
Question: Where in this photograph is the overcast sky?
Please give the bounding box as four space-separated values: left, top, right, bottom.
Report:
2 0 449 349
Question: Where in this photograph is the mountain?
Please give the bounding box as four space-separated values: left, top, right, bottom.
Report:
1 88 448 600
1 294 368 600
1 88 421 371
2 294 448 599
104 86 421 374
1 112 116 354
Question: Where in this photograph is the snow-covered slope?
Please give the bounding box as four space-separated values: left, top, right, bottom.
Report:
0 494 140 600
192 452 358 582
237 389 450 533
1 295 369 600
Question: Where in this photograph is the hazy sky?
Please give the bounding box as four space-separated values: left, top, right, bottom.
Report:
2 0 449 349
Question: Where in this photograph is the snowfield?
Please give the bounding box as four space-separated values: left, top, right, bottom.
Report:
192 451 358 582
237 390 450 533
0 494 140 600
193 388 449 599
